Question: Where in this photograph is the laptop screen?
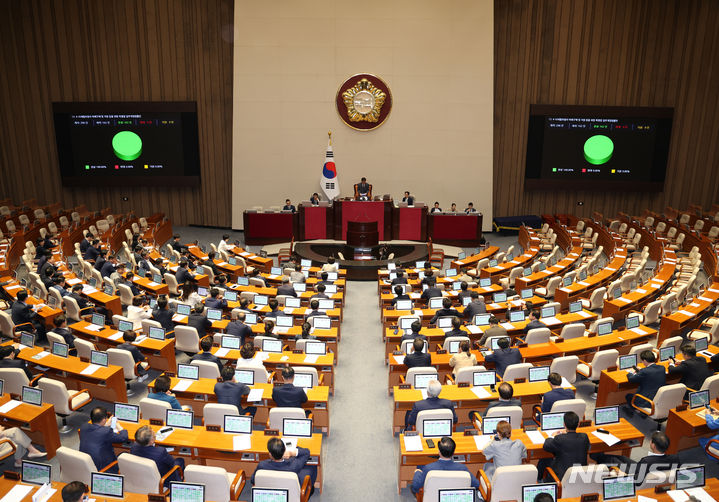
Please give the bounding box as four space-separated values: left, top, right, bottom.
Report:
522 483 557 502
429 297 444 309
224 290 238 302
676 465 705 490
579 269 588 281
528 366 550 382
91 472 124 498
292 283 306 292
228 257 237 266
563 276 573 287
300 259 312 267
445 268 457 277
262 338 283 353
197 287 208 297
118 320 134 332
103 285 114 295
271 267 282 275
206 308 222 321
254 295 268 306
538 262 547 272
689 390 710 409
448 340 461 354
482 416 510 435
305 341 326 355
618 354 637 370
489 337 504 351
21 460 51 485
275 315 293 328
166 409 194 429
51 342 69 358
594 406 620 425
284 297 301 308
153 274 163 284
252 488 289 502
473 371 496 387
569 301 582 313
521 288 534 299
462 296 471 307
422 418 453 438
625 315 640 329
326 272 338 281
22 386 42 406
399 317 416 330
458 252 466 260
452 282 462 291
602 476 636 500
234 370 254 385
474 314 490 326
91 350 108 367
293 373 314 389
177 364 199 380
695 337 709 352
221 336 241 350
245 313 258 324
488 259 498 267
437 317 453 329
413 373 436 389
597 322 612 335
224 415 252 434
659 346 675 361
91 313 105 327
236 277 249 286
479 278 491 287
169 482 205 502
318 299 334 310
176 304 192 316
540 412 565 431
509 310 525 323
149 326 166 340
493 292 507 303
114 402 140 423
523 267 532 277
541 306 555 318
282 418 312 437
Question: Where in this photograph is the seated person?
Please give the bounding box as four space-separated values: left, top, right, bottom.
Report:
444 317 465 338
477 315 506 347
84 239 101 262
11 289 46 339
226 311 252 345
465 202 477 213
430 298 462 324
100 254 118 278
188 303 212 338
591 431 678 485
406 380 457 428
50 276 70 297
189 336 223 374
356 176 371 200
238 342 265 368
116 330 150 378
262 320 278 338
402 191 414 205
131 425 184 485
421 269 437 288
277 276 297 297
171 235 187 253
321 257 339 272
251 437 317 496
175 261 195 285
449 203 457 213
151 296 176 334
390 269 408 285
430 202 442 213
404 338 431 368
127 295 152 329
51 315 75 348
421 283 443 301
203 252 221 276
0 345 32 379
668 344 711 396
309 193 321 206
401 320 428 344
411 437 479 494
449 340 477 376
310 284 329 300
180 281 203 308
272 366 308 408
147 375 184 410
482 420 527 478
318 271 333 286
523 309 547 334
700 404 719 453
117 271 141 296
93 250 107 272
304 300 323 319
79 232 93 254
536 411 589 482
483 337 522 377
295 322 317 341
290 264 306 283
61 481 88 502
264 299 281 318
282 199 296 213
40 266 56 290
390 285 410 307
79 406 127 473
249 269 267 287
214 365 255 416
541 372 574 412
484 382 521 416
213 273 229 290
217 234 231 253
462 291 487 319
625 349 665 415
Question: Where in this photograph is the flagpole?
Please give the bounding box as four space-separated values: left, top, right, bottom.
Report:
328 130 332 145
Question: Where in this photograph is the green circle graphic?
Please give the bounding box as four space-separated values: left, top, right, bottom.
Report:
112 131 143 161
583 135 614 165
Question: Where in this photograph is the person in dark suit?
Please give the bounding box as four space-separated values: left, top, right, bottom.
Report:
463 292 487 320
421 284 443 302
484 337 522 377
272 367 308 408
523 309 547 334
356 177 370 200
590 431 679 485
315 272 332 287
541 372 575 412
83 239 101 262
401 321 428 344
226 312 253 345
214 365 254 416
51 315 75 349
282 199 296 213
309 284 329 301
61 481 88 502
277 276 297 297
391 270 408 285
117 271 141 296
79 407 128 473
137 249 151 272
264 299 281 319
79 233 93 255
483 382 522 416
202 252 221 276
40 267 55 291
93 250 107 272
204 287 227 310
404 338 431 368
411 437 479 494
130 425 184 485
295 321 317 341
464 202 477 214
151 296 176 334
187 303 212 338
251 437 317 494
406 380 457 428
443 317 465 338
309 193 320 206
430 202 442 213
304 300 323 320
390 285 410 307
668 344 711 395
99 254 118 278
36 249 56 277
189 336 223 374
116 330 149 378
430 298 462 324
11 289 46 339
421 270 437 288
625 350 666 414
175 261 195 286
50 276 70 297
456 281 472 299
171 235 187 254
0 346 33 379
477 316 508 347
402 191 415 205
536 411 589 481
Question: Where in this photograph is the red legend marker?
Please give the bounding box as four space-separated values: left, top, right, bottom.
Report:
115 165 119 169
582 168 586 173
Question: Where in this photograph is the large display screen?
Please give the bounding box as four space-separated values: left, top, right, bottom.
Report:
53 101 200 186
525 105 673 191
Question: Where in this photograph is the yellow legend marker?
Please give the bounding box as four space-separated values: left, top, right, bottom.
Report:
611 169 616 173
144 164 148 169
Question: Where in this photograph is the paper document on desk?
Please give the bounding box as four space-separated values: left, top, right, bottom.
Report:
466 325 481 334
134 335 148 344
283 308 295 315
65 278 82 286
578 281 590 287
107 331 123 340
403 435 423 452
630 327 648 335
0 484 34 502
409 293 420 299
474 435 493 450
32 351 50 360
526 431 546 444
685 488 716 502
413 310 424 316
172 380 193 392
637 496 657 502
85 324 103 332
80 364 101 375
5 285 22 291
233 434 252 451
489 303 501 309
247 388 264 402
255 352 270 361
700 350 715 358
82 287 98 294
304 355 320 364
576 310 593 319
471 386 491 399
636 288 647 294
699 296 714 302
592 430 621 446
214 348 230 358
0 400 22 414
690 302 703 308
172 314 187 322
677 310 695 317
709 288 719 294
147 281 159 287
667 490 691 502
616 297 632 304
393 355 405 365
500 322 514 330
542 317 560 326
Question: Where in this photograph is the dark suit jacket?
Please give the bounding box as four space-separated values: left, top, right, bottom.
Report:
94 257 106 272
400 333 428 344
225 321 252 344
79 423 128 471
357 182 370 194
187 313 212 338
277 284 297 297
391 277 408 285
69 292 91 310
214 380 250 411
667 356 711 391
116 342 145 363
430 308 462 324
175 267 193 285
152 308 176 332
129 443 183 485
11 301 35 326
404 351 432 368
84 246 100 261
100 261 116 278
411 459 479 494
189 351 223 373
272 383 308 408
406 396 457 426
0 357 33 379
390 294 410 306
421 287 443 301
627 364 666 406
524 319 548 334
402 196 415 205
463 300 487 319
421 277 437 288
541 388 575 412
53 327 75 348
202 259 220 275
251 447 311 485
543 431 590 479
205 297 228 310
484 348 522 377
79 239 91 254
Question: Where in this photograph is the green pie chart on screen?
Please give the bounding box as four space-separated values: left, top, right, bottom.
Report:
112 131 143 161
583 134 614 165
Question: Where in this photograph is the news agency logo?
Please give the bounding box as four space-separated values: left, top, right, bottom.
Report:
566 463 697 485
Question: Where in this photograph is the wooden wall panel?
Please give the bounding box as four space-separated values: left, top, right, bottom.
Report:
0 0 233 226
494 0 719 220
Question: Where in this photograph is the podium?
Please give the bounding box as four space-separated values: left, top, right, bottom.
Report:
346 221 379 248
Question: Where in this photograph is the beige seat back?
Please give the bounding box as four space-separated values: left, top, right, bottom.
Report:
549 356 579 384
560 464 608 498
38 377 90 416
559 323 585 340
416 408 454 435
163 273 180 295
0 368 30 395
526 327 551 345
268 407 306 432
116 284 134 306
47 331 67 348
141 318 162 335
117 453 162 494
501 363 533 382
406 367 438 387
454 366 488 385
184 465 236 502
422 470 471 502
139 397 172 421
701 374 719 400
486 465 538 502
254 471 301 501
485 406 523 430
107 348 137 380
647 384 686 419
63 296 84 322
74 338 96 361
203 403 240 427
175 325 200 353
191 359 221 379
582 349 619 381
56 446 97 484
642 300 663 325
550 398 585 419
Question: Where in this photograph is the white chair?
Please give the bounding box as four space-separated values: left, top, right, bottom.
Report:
550 356 579 384
629 383 686 427
183 465 246 502
139 397 172 421
501 363 533 382
549 398 586 419
254 470 311 502
453 366 488 385
499 267 523 289
74 339 96 361
548 464 609 498
0 368 38 396
63 295 92 322
442 336 470 352
525 327 551 345
292 367 322 387
484 405 523 430
46 331 67 349
236 365 273 384
37 377 91 433
163 273 180 296
559 323 585 340
116 284 134 306
637 468 678 490
174 325 200 353
638 300 662 325
416 409 454 434
0 311 33 339
589 317 614 333
576 349 619 382
479 464 538 502
580 287 606 311
141 318 163 335
268 407 306 432
627 343 654 358
419 470 473 502
659 336 683 354
118 452 181 495
402 367 438 387
191 359 221 379
535 277 561 298
56 446 116 484
107 348 143 396
203 403 240 427
700 374 719 399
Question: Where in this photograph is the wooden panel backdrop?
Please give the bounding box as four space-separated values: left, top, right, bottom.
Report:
0 0 233 227
494 0 719 220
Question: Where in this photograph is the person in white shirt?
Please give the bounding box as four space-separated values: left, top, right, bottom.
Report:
217 234 231 253
321 257 339 273
289 264 306 283
126 296 152 330
180 282 203 307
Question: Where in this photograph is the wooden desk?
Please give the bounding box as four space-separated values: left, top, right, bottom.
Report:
115 419 324 491
480 246 540 282
18 345 127 403
0 477 150 501
558 478 719 502
242 211 298 246
0 394 61 459
397 420 643 492
514 246 584 293
427 213 483 246
70 320 177 371
657 282 719 344
63 276 122 316
450 246 500 270
665 406 716 454
1 280 63 329
132 275 170 296
554 248 627 310
229 246 273 273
